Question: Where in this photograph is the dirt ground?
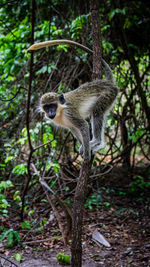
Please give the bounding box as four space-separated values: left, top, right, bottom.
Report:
0 165 150 267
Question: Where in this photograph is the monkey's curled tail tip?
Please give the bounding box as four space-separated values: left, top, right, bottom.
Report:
27 42 45 52
27 43 41 51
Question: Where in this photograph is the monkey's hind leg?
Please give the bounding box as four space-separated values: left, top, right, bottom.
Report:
90 109 107 153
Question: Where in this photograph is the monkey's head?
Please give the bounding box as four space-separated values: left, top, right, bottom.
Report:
40 92 66 120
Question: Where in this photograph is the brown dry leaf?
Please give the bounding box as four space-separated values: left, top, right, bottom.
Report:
4 250 10 256
43 241 51 246
124 232 129 238
51 239 57 246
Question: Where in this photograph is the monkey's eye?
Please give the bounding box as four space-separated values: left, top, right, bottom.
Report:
42 103 57 113
42 104 50 113
59 94 66 104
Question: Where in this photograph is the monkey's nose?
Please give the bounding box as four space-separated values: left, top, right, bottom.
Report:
48 114 55 119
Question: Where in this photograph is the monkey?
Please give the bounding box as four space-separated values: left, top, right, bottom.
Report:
28 40 118 159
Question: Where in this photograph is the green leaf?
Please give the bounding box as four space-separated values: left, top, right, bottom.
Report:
1 198 10 209
13 191 21 202
108 8 126 20
0 229 20 247
57 252 70 265
5 156 14 163
14 253 22 263
0 229 12 242
56 44 68 52
0 180 14 191
65 186 69 192
21 221 31 230
12 164 27 175
45 163 51 171
6 230 20 247
28 209 35 216
104 202 111 208
13 231 20 243
7 231 14 247
0 193 5 200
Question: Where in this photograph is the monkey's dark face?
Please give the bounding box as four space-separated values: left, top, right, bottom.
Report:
42 102 58 119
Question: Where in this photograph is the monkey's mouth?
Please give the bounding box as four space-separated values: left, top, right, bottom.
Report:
48 114 55 119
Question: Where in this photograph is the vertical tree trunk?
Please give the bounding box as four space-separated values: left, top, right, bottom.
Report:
71 1 102 266
71 160 91 267
90 0 102 80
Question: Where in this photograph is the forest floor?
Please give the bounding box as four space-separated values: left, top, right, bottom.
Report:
0 164 150 267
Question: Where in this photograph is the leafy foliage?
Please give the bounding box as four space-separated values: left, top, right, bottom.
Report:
85 192 102 210
0 181 13 217
0 228 20 248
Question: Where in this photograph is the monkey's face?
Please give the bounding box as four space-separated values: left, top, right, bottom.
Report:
40 93 58 120
42 102 58 119
40 93 66 121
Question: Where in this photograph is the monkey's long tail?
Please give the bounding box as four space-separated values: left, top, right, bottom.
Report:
28 39 114 82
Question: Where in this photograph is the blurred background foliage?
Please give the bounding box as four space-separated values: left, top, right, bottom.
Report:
0 0 150 247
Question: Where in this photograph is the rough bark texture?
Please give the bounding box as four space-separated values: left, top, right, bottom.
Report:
71 159 90 267
90 0 102 80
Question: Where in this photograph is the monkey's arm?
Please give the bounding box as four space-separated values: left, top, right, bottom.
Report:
70 118 90 159
70 127 83 144
78 121 90 160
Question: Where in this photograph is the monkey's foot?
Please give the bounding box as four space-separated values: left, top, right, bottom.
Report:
91 141 106 153
79 145 91 160
79 145 83 156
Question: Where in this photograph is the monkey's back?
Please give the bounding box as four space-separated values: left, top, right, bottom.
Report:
64 79 118 119
65 79 118 101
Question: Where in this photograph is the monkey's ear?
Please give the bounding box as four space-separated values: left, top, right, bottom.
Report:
58 94 66 104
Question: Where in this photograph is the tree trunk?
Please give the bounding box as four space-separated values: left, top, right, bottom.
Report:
90 0 102 80
71 160 91 267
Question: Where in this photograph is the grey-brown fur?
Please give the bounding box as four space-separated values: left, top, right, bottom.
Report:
41 93 59 103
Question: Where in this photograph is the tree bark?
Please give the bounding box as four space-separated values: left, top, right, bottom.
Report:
71 160 91 267
90 0 102 80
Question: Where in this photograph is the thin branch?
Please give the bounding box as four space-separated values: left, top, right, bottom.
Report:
21 139 54 219
22 238 52 245
0 254 18 267
90 164 113 179
0 86 27 102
